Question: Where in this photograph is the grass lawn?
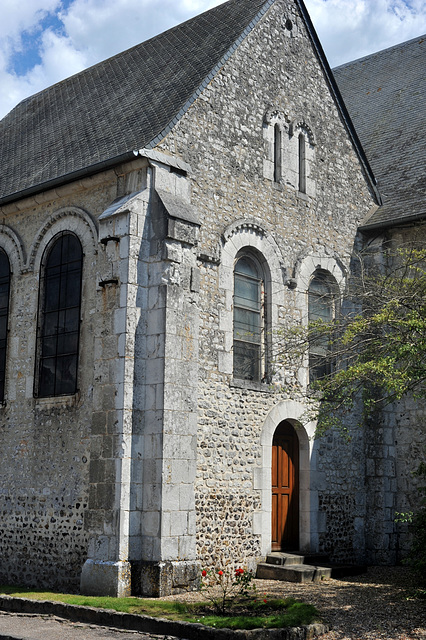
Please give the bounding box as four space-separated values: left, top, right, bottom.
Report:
0 585 321 630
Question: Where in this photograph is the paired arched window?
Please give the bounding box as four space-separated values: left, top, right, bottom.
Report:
0 249 10 402
308 271 336 382
233 255 266 382
36 233 83 397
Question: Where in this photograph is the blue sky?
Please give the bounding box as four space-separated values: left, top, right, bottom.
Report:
1 0 425 119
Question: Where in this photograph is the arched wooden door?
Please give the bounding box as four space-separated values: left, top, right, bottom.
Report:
271 421 299 550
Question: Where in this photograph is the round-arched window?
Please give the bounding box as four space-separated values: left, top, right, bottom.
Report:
36 233 83 397
308 271 336 382
233 255 265 381
0 249 10 401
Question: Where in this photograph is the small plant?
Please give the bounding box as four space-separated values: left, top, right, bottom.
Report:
200 565 256 615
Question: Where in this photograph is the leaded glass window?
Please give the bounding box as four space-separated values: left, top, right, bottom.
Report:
233 256 264 381
36 233 83 397
0 249 10 402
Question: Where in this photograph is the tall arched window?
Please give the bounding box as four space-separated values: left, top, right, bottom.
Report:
36 233 83 397
0 249 10 402
274 124 282 183
298 133 306 193
308 271 336 382
233 255 265 381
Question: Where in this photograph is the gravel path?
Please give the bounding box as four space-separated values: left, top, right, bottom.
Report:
163 566 426 639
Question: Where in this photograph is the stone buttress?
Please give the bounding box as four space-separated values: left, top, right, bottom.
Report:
81 153 200 596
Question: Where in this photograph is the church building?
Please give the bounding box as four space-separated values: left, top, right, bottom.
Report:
0 0 424 597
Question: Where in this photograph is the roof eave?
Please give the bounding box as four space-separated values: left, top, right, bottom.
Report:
0 151 138 208
359 211 426 232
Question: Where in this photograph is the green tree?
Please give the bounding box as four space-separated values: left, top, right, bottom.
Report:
278 241 426 587
279 243 426 433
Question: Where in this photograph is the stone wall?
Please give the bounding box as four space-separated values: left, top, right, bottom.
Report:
157 0 377 569
361 226 426 563
0 164 147 591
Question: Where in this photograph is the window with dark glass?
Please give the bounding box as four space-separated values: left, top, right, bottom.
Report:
308 272 335 382
0 249 10 402
36 233 83 397
298 133 306 193
233 256 264 381
274 124 282 183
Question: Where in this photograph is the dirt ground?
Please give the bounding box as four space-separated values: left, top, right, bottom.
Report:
162 566 426 639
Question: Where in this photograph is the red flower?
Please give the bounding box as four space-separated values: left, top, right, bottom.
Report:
218 570 223 575
263 599 267 603
202 570 207 577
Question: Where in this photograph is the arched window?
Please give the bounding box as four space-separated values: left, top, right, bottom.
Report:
233 255 265 381
0 249 10 402
36 233 83 397
298 133 306 193
274 124 282 183
308 271 336 382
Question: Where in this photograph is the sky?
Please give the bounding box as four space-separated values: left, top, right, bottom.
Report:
0 0 425 120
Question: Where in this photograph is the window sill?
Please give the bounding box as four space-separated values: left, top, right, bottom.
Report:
297 191 310 202
230 378 272 393
34 392 81 409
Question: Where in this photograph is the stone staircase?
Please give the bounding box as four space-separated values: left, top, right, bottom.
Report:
256 552 367 583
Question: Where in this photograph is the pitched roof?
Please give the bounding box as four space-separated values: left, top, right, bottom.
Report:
333 35 426 230
0 0 271 205
0 0 379 208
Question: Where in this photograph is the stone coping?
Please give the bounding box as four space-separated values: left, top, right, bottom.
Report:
0 595 330 640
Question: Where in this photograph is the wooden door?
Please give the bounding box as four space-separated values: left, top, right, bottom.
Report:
271 421 299 550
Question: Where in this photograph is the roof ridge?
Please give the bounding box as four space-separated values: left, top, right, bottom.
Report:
0 0 275 204
146 0 274 149
9 0 272 118
333 33 426 71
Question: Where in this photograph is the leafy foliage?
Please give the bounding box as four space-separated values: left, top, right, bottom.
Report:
278 241 426 591
200 565 256 614
277 244 426 434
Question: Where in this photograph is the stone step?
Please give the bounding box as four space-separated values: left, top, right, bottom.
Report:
259 552 367 583
266 552 331 566
256 562 332 583
266 552 306 566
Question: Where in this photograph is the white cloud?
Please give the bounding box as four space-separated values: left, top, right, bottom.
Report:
0 0 59 40
304 0 426 66
58 0 226 62
0 0 226 118
0 0 425 119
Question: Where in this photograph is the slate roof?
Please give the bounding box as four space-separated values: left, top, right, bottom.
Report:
1 0 380 208
333 35 426 230
0 0 271 205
